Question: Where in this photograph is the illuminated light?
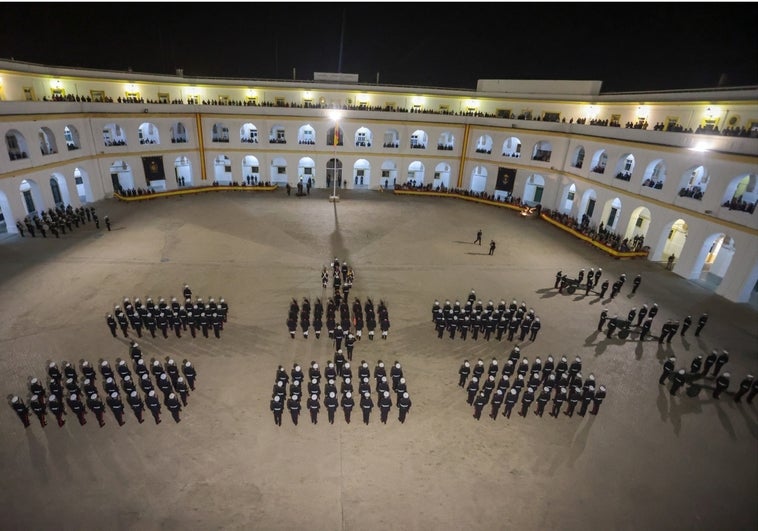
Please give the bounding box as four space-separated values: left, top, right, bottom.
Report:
52 79 62 88
357 93 368 103
303 90 311 99
689 142 710 153
704 106 716 119
412 95 424 106
328 109 342 122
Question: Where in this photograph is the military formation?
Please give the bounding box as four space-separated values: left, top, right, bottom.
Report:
432 290 542 342
459 351 606 420
659 351 757 403
287 258 391 342
16 205 104 238
596 303 709 343
9 342 198 429
270 358 411 426
105 284 229 339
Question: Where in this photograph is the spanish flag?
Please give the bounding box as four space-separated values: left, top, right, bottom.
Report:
333 127 340 146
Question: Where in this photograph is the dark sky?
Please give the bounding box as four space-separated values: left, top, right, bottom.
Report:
1 2 756 93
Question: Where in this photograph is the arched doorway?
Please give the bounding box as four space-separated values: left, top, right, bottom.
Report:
270 157 288 185
624 206 651 249
407 161 425 185
299 157 316 186
19 179 44 216
352 159 370 188
523 174 545 205
691 233 734 289
50 173 71 207
380 160 397 189
601 197 623 232
433 162 451 190
326 158 343 189
560 183 576 214
110 160 135 192
138 122 161 144
242 155 260 185
174 156 193 187
654 218 688 263
214 155 232 184
470 166 488 193
579 189 597 222
74 168 94 203
0 190 14 233
721 173 757 212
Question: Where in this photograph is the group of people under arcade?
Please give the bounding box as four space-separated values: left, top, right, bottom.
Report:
9 343 198 428
287 258 390 341
458 350 606 420
659 351 757 404
432 291 542 343
542 211 647 253
16 205 109 238
269 359 412 426
105 284 229 339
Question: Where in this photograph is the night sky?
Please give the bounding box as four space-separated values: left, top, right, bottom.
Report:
1 2 756 93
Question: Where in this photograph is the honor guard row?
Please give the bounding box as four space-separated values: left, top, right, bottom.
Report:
10 350 198 429
432 294 542 342
271 359 411 425
459 352 607 419
106 286 229 340
288 295 390 341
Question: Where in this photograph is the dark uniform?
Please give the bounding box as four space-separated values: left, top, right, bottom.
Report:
107 392 126 426
307 394 320 424
694 313 708 337
565 386 581 417
271 396 283 426
87 393 107 427
397 392 411 423
632 274 641 293
287 395 301 425
47 395 65 427
660 357 676 385
473 392 487 420
127 391 146 423
378 392 392 423
680 316 692 336
360 393 374 424
713 350 729 376
146 390 162 424
550 387 567 417
733 375 754 403
518 387 535 417
67 394 87 425
182 360 197 390
325 392 339 424
670 370 686 395
165 393 182 422
702 350 718 376
29 395 47 427
106 314 118 337
503 388 519 418
713 373 730 399
341 392 355 424
466 377 479 405
690 355 703 374
535 388 551 417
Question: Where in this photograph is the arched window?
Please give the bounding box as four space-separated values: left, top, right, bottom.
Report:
64 125 81 150
6 129 30 160
502 137 521 158
38 127 58 155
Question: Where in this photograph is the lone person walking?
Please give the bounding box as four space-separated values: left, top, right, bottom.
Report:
474 229 482 245
488 240 496 256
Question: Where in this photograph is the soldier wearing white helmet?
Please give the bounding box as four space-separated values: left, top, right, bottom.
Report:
459 360 471 387
390 361 403 391
307 393 321 424
66 393 87 425
466 376 480 405
376 390 391 423
107 391 126 426
87 393 106 427
713 372 731 400
551 387 568 418
165 392 182 423
397 392 412 423
591 385 607 414
341 391 355 424
518 387 535 418
360 392 374 424
145 390 162 424
324 391 339 424
287 393 301 425
503 388 519 418
47 394 65 427
182 359 197 390
334 349 346 375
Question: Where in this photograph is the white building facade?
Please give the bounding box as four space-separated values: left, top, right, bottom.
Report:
0 60 756 303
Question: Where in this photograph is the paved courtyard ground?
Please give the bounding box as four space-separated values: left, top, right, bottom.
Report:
0 189 756 531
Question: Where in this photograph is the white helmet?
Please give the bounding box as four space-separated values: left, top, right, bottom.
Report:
90 393 98 400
